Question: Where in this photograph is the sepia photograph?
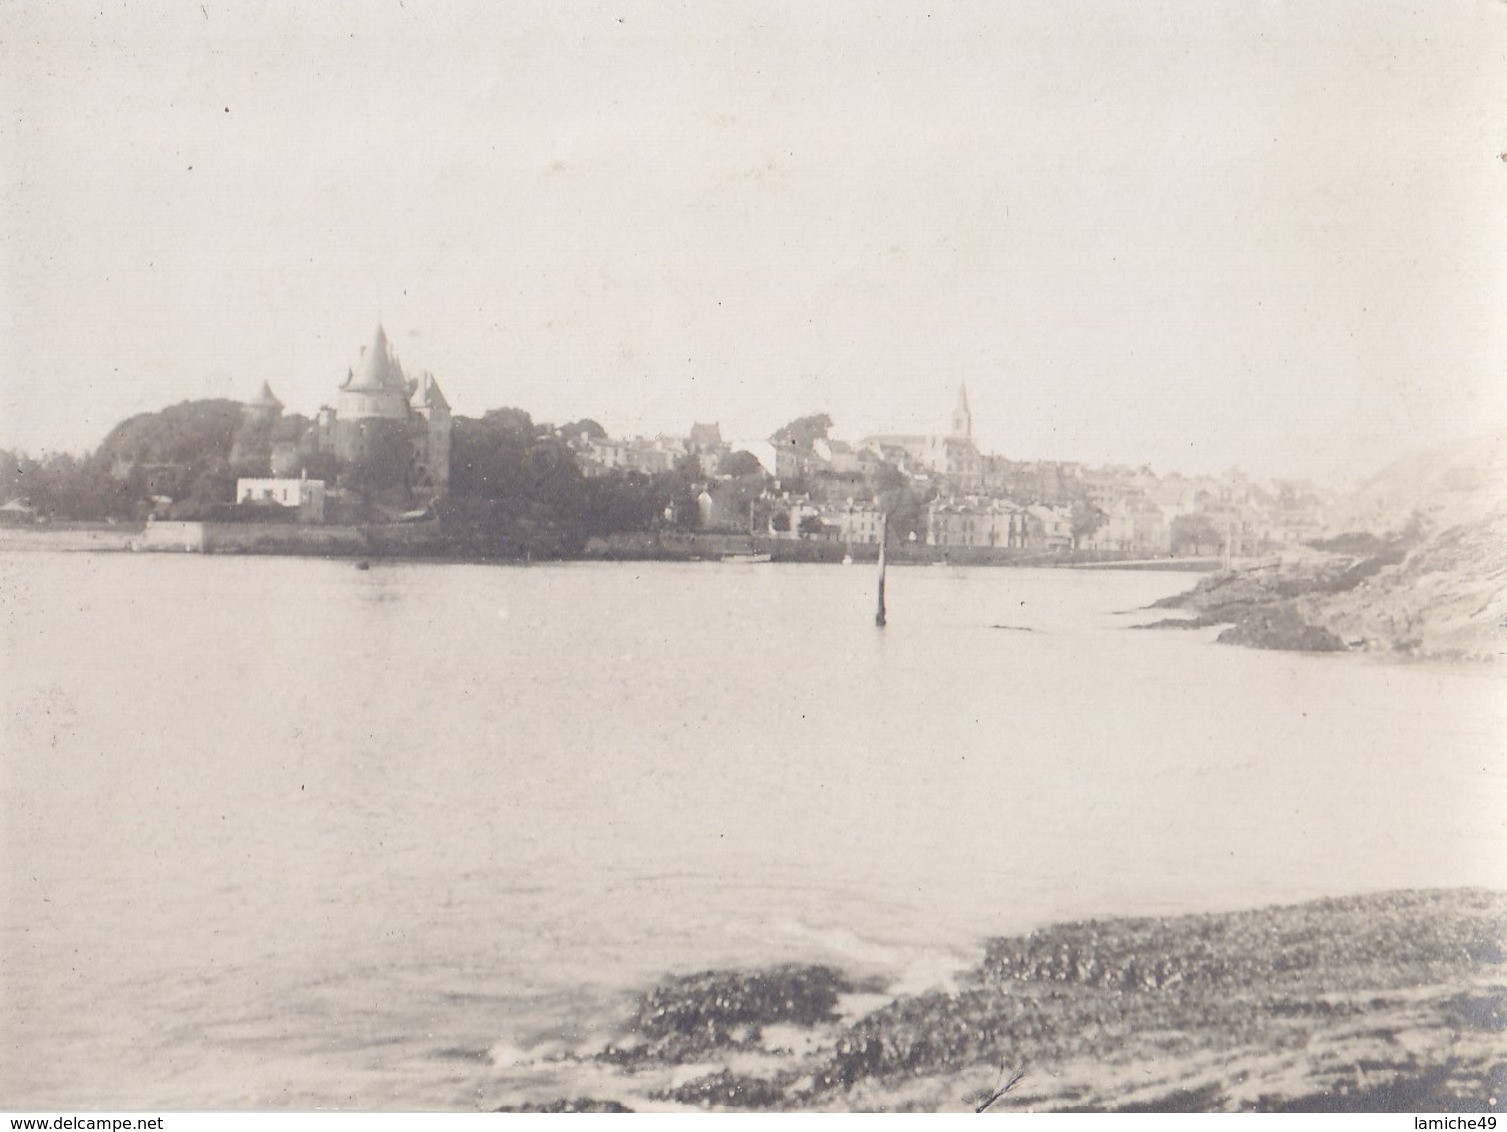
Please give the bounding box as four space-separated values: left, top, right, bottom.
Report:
2 0 1505 1117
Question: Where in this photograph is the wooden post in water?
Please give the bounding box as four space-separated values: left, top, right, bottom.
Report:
875 524 888 628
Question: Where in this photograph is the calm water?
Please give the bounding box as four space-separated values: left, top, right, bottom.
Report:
2 553 1503 1109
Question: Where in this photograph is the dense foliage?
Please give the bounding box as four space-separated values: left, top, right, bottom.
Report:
96 399 244 477
3 399 712 555
436 409 701 557
0 450 136 521
771 412 832 450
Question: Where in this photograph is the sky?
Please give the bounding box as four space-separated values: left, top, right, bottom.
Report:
2 1 1505 486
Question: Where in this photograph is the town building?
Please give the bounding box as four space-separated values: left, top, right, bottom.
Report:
578 436 679 477
1084 495 1171 554
819 499 887 545
925 496 1030 549
0 497 37 525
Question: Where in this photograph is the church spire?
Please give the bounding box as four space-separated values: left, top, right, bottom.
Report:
952 382 972 439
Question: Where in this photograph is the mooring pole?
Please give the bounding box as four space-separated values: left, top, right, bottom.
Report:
875 525 888 628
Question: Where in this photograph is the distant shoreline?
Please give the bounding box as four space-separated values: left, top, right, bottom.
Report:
0 522 1224 571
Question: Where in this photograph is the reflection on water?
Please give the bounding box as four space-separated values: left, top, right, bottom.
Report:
2 554 1503 1108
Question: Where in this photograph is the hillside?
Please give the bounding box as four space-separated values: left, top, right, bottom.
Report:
1325 432 1506 537
1154 435 1506 660
1299 504 1507 659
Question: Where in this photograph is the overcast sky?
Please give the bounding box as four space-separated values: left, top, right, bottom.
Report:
3 1 1504 485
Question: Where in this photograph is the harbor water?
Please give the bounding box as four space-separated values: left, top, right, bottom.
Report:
2 553 1503 1108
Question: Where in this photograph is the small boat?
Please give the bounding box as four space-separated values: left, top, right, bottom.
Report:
722 552 772 564
355 560 371 571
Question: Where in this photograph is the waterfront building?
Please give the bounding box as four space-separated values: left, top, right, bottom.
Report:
925 496 1029 549
235 477 327 523
1083 494 1172 554
1025 504 1074 549
819 499 887 545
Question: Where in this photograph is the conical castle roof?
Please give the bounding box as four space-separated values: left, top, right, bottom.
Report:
341 324 411 395
412 372 450 411
246 381 283 410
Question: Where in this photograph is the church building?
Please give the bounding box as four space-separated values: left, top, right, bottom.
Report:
860 383 983 490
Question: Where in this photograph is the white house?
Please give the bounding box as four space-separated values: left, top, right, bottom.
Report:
236 478 327 523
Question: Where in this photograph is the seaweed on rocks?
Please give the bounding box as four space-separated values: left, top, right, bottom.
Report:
809 988 1016 1092
601 963 855 1066
557 891 1506 1112
651 1068 795 1109
1214 602 1346 651
494 1097 634 1112
795 890 1507 1106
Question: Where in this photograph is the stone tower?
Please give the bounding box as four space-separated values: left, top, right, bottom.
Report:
229 382 284 471
322 324 453 497
333 324 415 472
411 372 452 496
244 381 284 425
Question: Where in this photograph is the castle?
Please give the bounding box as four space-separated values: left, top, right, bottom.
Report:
231 325 452 500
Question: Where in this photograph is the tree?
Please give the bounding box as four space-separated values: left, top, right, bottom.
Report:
442 412 595 555
771 510 791 533
560 418 607 441
580 471 662 535
3 451 135 521
1171 512 1222 556
95 399 244 476
798 514 827 538
873 464 926 546
770 413 832 450
479 407 539 439
665 452 703 529
1070 500 1107 547
297 450 340 484
717 450 766 478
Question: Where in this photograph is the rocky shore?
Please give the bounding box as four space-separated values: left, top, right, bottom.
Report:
1144 506 1506 660
494 889 1505 1112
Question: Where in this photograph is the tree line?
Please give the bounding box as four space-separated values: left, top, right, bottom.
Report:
0 399 708 557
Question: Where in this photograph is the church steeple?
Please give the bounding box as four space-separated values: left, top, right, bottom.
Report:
952 383 972 439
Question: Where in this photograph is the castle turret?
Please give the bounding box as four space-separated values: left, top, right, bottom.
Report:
245 381 284 422
411 372 452 495
230 382 285 472
334 324 414 474
337 325 413 423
